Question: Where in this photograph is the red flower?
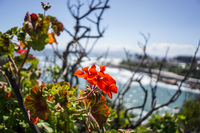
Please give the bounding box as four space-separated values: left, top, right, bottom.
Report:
17 49 27 54
74 65 98 85
7 92 11 98
97 74 118 99
74 65 118 99
30 13 38 23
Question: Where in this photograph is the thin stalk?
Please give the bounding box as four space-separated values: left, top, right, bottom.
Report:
68 87 95 103
8 56 18 74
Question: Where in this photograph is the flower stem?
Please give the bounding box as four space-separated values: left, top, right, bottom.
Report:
68 86 96 103
8 56 18 74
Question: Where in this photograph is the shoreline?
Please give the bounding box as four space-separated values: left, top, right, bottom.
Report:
107 64 200 90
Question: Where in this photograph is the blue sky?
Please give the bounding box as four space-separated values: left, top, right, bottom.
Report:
0 0 200 58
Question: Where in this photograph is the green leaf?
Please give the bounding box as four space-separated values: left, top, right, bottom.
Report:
0 34 14 56
5 27 18 39
70 85 78 96
45 15 64 36
91 100 109 129
37 121 53 133
178 115 185 120
85 95 109 131
17 28 26 42
58 89 69 107
36 19 49 35
27 34 49 51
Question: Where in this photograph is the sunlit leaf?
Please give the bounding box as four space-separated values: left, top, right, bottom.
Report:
27 34 49 51
45 15 64 36
0 33 15 56
36 19 49 35
58 89 69 107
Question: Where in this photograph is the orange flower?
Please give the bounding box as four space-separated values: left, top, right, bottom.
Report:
47 31 58 44
20 41 26 48
74 65 118 99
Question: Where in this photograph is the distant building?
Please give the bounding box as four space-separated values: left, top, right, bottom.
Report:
173 56 194 64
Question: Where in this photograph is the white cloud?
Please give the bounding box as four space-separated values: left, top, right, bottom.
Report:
146 42 196 57
44 42 198 58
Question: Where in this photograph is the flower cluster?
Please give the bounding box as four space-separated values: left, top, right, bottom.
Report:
74 65 118 99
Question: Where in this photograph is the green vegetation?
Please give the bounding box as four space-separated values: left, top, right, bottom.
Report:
134 96 200 133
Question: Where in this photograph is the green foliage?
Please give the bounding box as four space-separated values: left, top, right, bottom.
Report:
0 27 18 56
179 97 200 132
0 84 31 132
46 65 62 82
141 112 185 133
105 129 139 133
23 81 111 132
24 14 50 51
111 105 135 130
104 107 118 130
0 4 66 132
45 15 64 36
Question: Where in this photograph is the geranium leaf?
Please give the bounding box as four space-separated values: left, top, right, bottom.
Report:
0 34 14 56
83 95 109 131
91 95 109 129
27 34 49 51
45 15 64 36
24 86 51 120
58 89 69 107
36 19 49 35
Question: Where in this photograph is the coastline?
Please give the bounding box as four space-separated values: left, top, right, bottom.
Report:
107 64 200 90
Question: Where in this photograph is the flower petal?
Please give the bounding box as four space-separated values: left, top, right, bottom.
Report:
100 65 106 72
74 70 86 78
107 91 112 99
82 66 89 72
110 84 118 94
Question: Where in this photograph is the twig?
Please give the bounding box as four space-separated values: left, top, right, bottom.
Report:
8 56 18 74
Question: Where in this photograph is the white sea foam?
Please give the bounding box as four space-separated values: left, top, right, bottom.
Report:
106 64 200 94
